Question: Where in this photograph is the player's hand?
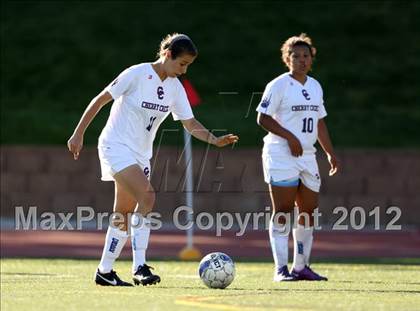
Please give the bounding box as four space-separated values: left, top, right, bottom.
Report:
214 134 239 147
287 135 303 157
67 133 84 160
327 153 340 176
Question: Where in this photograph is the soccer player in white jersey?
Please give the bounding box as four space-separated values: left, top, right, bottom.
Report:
67 33 238 286
256 34 339 281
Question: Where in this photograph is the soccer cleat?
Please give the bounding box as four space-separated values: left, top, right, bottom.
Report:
291 265 328 281
133 264 161 286
273 265 296 282
95 269 134 286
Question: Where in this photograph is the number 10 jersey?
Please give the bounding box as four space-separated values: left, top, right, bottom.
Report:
256 72 327 156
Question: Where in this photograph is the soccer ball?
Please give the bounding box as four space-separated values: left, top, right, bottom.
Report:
198 252 235 289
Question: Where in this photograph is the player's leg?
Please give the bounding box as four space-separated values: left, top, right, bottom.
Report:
112 164 161 286
293 182 317 269
104 182 149 275
95 180 137 286
269 181 298 282
113 164 156 217
291 182 327 281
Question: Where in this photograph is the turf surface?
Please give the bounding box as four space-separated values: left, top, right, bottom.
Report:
1 258 420 310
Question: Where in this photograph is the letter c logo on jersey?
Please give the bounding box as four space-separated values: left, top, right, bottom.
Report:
157 86 164 100
302 89 311 101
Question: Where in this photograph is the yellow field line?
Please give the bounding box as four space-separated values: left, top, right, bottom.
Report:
176 299 250 311
175 295 311 311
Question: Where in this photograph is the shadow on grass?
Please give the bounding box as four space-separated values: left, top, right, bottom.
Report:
1 272 57 276
337 280 420 285
159 286 420 295
260 288 420 295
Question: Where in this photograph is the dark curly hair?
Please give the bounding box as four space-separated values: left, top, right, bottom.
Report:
281 33 316 68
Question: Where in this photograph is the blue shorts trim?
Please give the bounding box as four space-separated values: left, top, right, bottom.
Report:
270 177 300 187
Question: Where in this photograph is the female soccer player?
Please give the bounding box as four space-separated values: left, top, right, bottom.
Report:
67 33 238 286
256 34 339 281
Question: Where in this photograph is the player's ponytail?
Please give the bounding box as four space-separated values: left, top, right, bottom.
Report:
157 33 198 60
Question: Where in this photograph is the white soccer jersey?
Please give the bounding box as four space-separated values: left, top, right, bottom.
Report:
99 63 194 160
256 72 327 156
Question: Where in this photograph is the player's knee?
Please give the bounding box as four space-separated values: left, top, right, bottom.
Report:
272 203 294 225
136 190 155 214
113 202 134 216
110 211 130 231
274 202 295 213
298 213 315 227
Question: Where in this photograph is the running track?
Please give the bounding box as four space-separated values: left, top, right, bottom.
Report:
2 230 420 259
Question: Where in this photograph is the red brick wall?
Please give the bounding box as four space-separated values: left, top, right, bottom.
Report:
1 146 419 226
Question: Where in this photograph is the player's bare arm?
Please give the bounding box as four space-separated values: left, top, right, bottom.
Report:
257 112 303 157
317 118 340 176
181 118 239 147
67 91 113 160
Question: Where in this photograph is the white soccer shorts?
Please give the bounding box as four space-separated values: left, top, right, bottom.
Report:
98 143 151 181
262 153 321 192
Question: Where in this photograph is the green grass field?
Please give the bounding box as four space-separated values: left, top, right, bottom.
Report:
1 258 420 311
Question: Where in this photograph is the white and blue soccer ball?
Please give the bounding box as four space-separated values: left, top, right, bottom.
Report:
198 252 235 289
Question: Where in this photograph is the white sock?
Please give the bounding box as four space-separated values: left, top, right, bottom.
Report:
269 215 289 271
98 226 129 273
131 214 151 273
305 233 313 265
292 224 313 271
